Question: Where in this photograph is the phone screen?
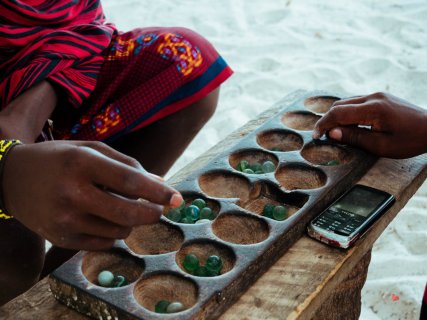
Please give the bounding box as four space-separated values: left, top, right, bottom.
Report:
331 186 389 217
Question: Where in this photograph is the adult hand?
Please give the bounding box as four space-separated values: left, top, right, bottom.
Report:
2 141 183 250
312 92 427 159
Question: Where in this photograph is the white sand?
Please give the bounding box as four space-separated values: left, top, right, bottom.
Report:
102 0 427 319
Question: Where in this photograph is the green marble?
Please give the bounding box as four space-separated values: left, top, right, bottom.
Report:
97 270 114 287
262 160 276 173
166 301 185 313
206 255 223 274
112 275 128 288
185 205 200 221
237 160 249 171
155 300 170 313
166 208 182 222
180 217 194 224
321 160 340 166
192 198 206 210
183 254 200 273
200 207 214 220
255 170 264 174
273 205 287 221
251 162 262 172
262 204 275 218
243 168 254 174
178 200 186 210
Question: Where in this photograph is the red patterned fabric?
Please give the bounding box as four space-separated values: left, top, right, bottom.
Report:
0 0 116 108
1 1 233 143
52 27 233 142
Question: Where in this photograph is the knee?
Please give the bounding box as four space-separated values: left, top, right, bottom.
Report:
0 222 45 305
191 87 220 125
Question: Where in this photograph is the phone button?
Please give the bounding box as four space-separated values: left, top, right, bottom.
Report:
334 229 352 236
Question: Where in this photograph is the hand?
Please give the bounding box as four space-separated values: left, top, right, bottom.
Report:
2 141 183 250
312 92 427 159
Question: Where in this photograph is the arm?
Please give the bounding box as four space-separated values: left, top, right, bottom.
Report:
0 83 183 250
0 81 57 143
313 92 427 159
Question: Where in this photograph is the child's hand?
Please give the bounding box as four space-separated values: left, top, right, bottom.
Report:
2 141 183 250
313 92 427 159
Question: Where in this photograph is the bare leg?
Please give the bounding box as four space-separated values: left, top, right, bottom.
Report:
0 221 45 305
41 88 220 276
110 87 220 176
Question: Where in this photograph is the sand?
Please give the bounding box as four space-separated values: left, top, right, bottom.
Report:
102 0 427 319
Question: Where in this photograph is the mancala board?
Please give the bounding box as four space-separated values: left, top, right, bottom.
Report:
49 91 377 320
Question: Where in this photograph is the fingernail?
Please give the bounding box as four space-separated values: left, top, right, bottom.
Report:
329 128 342 141
312 129 320 139
148 173 164 182
170 193 183 208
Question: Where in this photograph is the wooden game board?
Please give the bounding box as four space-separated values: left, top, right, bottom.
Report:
49 91 377 320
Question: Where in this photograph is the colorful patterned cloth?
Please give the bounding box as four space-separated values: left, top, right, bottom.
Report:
0 0 116 109
0 0 232 142
52 27 232 142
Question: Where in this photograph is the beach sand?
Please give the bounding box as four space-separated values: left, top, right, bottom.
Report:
102 0 427 318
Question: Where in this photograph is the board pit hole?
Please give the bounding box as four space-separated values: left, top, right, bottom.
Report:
199 171 252 202
304 95 340 113
275 163 327 190
176 241 236 277
81 249 144 287
256 129 303 152
212 213 269 244
125 221 184 255
236 181 308 219
281 111 321 131
301 142 353 166
134 273 198 314
163 192 220 224
229 149 278 175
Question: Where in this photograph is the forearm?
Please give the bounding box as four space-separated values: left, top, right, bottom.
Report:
0 81 57 143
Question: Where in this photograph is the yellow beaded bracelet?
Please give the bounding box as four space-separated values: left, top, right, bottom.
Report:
0 139 22 220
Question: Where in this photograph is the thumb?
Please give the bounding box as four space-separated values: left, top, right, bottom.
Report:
328 127 386 154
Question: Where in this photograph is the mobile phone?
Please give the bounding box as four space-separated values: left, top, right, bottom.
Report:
307 184 395 249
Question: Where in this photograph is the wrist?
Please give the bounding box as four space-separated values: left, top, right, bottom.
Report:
0 139 22 219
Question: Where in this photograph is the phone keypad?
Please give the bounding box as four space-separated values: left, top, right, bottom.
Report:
313 209 364 236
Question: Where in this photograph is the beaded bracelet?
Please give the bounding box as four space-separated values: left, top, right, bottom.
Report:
0 139 22 219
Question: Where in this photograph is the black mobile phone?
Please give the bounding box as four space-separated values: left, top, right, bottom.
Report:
307 184 395 249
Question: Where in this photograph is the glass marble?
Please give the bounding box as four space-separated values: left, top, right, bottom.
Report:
243 168 254 174
262 161 276 173
112 275 128 287
167 208 182 222
237 160 249 171
192 198 206 210
185 205 200 221
262 204 275 218
180 217 194 224
183 254 200 273
322 160 340 166
97 270 114 287
166 301 185 313
206 255 223 274
200 207 214 220
273 205 287 221
251 162 262 172
155 300 170 313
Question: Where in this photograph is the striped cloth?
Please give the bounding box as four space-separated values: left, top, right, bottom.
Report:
0 0 116 109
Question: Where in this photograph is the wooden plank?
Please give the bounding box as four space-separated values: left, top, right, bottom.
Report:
1 90 426 319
